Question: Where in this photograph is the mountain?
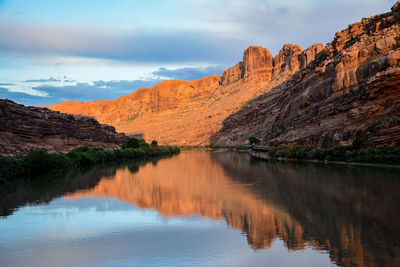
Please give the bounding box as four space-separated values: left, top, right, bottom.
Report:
0 99 127 156
49 3 400 147
48 45 323 145
212 3 400 147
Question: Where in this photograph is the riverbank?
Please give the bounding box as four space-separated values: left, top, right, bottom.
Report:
0 142 180 183
249 145 400 169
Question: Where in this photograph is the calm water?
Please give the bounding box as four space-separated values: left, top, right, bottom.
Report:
1 151 399 267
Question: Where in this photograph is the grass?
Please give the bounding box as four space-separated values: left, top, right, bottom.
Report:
263 144 400 165
0 138 180 182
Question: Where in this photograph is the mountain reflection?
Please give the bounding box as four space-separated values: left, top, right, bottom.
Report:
1 151 399 266
63 151 400 267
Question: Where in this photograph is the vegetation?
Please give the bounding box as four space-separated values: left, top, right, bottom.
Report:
151 140 158 147
263 141 400 165
0 138 179 182
248 136 261 146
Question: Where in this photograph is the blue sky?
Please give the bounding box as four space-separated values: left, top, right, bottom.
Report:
0 0 396 106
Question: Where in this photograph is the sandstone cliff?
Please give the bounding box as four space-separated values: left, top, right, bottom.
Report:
48 3 400 147
212 3 400 147
0 99 127 155
49 44 322 145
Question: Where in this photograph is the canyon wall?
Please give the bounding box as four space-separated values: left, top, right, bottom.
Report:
49 43 323 145
0 99 127 155
212 3 400 147
49 3 400 147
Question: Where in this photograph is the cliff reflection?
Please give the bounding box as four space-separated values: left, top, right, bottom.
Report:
64 151 400 267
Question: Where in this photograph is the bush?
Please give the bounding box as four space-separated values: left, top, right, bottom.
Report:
1 144 180 182
23 149 69 176
151 140 158 147
122 138 140 149
0 156 25 181
72 146 89 153
264 144 400 164
139 139 150 148
352 137 367 150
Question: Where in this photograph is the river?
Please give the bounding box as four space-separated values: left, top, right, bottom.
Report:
1 151 399 267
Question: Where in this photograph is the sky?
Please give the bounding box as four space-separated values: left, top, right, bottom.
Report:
0 0 397 106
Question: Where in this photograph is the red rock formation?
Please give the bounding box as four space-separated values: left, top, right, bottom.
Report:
243 46 274 82
299 43 324 69
48 44 321 145
273 44 303 74
47 4 400 147
212 3 400 147
220 62 244 86
0 99 127 155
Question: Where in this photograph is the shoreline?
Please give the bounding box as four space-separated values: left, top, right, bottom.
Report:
248 149 400 169
0 145 180 183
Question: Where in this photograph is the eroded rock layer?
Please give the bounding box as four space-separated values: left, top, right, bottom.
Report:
0 99 127 155
49 44 322 145
48 3 400 147
212 3 400 147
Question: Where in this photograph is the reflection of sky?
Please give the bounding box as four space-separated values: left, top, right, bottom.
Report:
0 196 335 267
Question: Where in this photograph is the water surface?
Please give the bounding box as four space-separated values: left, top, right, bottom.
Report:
1 151 399 267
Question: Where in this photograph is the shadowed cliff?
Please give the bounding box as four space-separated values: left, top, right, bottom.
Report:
211 3 400 147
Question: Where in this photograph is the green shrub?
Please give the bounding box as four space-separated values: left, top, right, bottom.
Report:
151 140 158 147
264 144 400 164
23 149 68 176
66 150 82 165
352 137 367 150
73 146 89 153
139 139 150 148
122 138 140 149
1 144 180 181
0 156 25 181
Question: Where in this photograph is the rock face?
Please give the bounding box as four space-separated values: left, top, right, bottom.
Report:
221 62 244 86
49 44 322 145
0 100 127 155
212 3 400 147
243 46 274 82
48 3 399 147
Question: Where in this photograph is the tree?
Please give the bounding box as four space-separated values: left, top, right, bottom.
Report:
151 140 158 147
122 138 140 149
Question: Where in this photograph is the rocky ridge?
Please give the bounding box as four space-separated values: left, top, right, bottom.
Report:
48 3 400 147
49 43 323 145
212 3 400 147
0 99 127 155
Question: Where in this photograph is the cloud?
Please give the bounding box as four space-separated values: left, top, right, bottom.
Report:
0 79 163 106
1 64 227 106
0 86 48 106
23 77 61 82
151 66 225 81
0 0 394 66
0 83 14 85
0 23 246 65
